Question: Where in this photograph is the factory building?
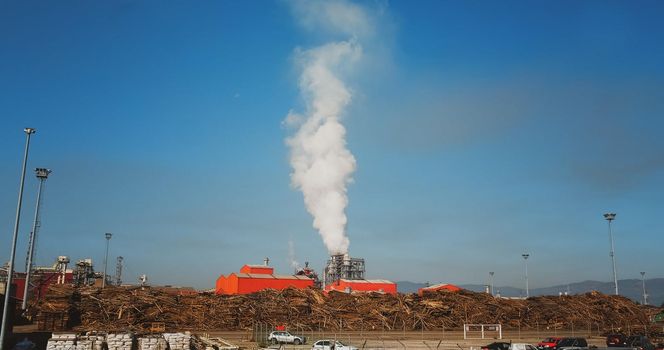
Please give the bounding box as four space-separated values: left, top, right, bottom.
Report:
0 256 76 304
2 271 74 304
322 253 397 294
215 260 314 295
418 283 462 296
323 254 365 287
325 279 397 295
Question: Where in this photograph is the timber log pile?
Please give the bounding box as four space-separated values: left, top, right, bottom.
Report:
32 285 660 333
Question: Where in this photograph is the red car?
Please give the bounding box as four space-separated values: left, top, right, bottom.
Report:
606 334 627 347
537 337 562 349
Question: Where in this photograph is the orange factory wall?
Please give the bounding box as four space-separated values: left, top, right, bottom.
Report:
216 274 239 294
236 277 313 294
326 280 397 295
216 273 314 295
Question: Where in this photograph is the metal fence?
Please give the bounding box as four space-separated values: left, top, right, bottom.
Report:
246 322 664 350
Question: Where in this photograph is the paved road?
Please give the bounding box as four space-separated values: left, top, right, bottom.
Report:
205 330 610 350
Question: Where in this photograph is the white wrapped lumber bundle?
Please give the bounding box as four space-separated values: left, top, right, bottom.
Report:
138 335 168 350
106 333 135 350
163 332 192 350
77 334 105 350
47 333 78 350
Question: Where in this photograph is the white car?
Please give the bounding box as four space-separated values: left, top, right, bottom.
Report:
267 331 306 345
311 340 358 350
510 343 538 350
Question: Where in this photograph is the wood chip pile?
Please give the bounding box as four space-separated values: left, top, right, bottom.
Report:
33 285 660 333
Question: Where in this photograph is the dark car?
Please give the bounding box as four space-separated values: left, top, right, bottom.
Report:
607 334 627 347
625 336 654 350
482 342 512 350
555 338 588 350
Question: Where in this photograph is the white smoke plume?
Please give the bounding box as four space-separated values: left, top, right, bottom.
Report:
288 238 301 271
285 0 368 255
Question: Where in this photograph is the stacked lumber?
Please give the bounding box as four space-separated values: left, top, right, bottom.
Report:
163 333 192 350
106 333 135 350
36 285 77 331
33 285 660 334
46 333 77 350
76 334 105 350
137 335 168 350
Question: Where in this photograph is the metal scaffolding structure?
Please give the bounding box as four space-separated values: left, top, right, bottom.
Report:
323 253 365 287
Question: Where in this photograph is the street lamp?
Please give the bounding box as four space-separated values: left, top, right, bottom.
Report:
489 271 495 296
603 213 618 295
522 253 530 298
640 272 648 305
22 168 52 310
1 127 36 350
102 233 112 288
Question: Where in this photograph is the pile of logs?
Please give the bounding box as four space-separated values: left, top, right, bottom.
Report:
32 285 660 333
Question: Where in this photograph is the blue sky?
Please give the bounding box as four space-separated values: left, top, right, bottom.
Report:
1 0 663 290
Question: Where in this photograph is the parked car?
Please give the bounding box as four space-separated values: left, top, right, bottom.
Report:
607 334 628 347
539 337 563 349
267 331 307 345
311 339 358 350
510 343 539 350
555 337 588 350
482 342 511 350
625 335 655 350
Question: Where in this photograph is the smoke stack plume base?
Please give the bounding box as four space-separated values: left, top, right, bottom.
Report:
323 253 364 287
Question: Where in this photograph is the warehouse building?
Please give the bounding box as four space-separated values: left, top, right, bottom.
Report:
418 283 462 296
324 279 397 295
215 262 314 295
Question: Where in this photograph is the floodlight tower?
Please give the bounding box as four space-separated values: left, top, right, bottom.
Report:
22 167 52 310
102 232 112 288
603 213 618 295
115 256 124 286
1 127 36 350
522 253 530 298
640 271 647 305
489 271 495 296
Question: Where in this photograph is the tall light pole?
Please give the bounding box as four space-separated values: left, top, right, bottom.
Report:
1 127 36 350
102 233 112 288
603 213 618 295
21 168 52 310
640 272 647 305
522 253 530 298
489 271 495 296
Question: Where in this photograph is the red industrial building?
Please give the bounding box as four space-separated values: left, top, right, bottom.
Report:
2 270 74 304
215 264 314 295
418 283 462 296
325 279 397 295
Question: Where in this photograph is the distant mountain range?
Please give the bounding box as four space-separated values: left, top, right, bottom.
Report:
396 278 664 306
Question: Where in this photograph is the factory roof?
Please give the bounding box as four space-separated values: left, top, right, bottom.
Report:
418 283 462 295
234 273 312 280
338 279 395 284
420 283 461 290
